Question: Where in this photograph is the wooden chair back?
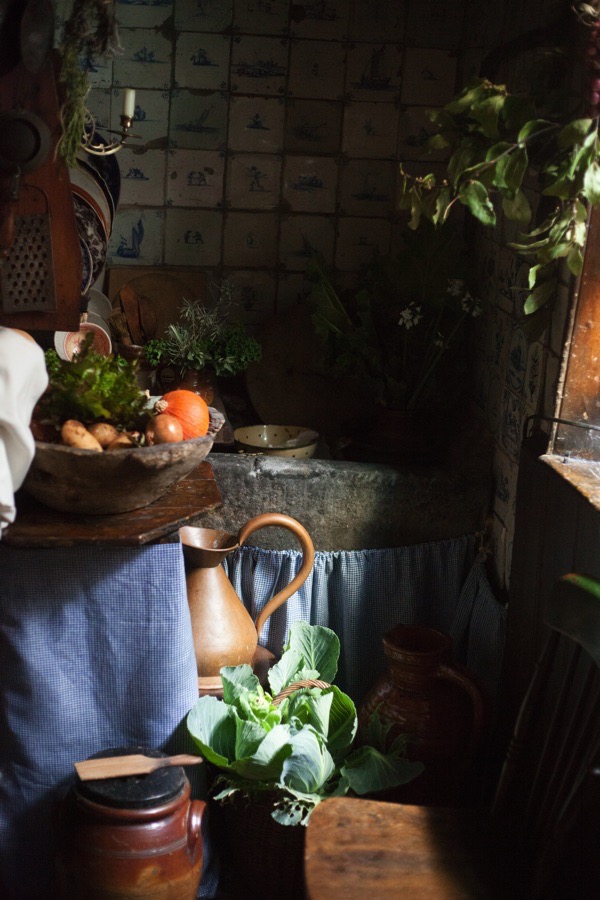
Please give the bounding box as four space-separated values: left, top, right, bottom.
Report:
490 573 600 895
304 573 600 899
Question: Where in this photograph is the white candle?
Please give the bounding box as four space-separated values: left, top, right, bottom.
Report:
123 89 136 119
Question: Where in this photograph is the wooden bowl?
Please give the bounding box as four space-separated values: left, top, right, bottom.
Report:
22 408 224 515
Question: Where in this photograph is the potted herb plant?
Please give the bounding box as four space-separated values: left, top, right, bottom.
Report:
186 621 423 899
143 289 262 402
306 220 482 463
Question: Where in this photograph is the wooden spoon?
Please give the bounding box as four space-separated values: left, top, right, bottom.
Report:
74 753 203 781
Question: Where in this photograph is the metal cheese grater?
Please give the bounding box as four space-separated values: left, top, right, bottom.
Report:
0 211 56 312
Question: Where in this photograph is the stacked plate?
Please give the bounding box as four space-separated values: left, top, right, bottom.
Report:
69 141 121 297
55 140 121 360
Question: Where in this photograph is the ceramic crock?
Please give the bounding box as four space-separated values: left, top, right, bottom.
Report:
359 624 487 806
54 746 205 899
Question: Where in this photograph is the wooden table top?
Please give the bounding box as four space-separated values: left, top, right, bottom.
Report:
304 796 496 899
3 461 222 548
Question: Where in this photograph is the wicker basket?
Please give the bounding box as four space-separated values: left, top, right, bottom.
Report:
210 680 331 900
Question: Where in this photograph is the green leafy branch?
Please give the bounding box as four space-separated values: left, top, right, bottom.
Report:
399 78 600 315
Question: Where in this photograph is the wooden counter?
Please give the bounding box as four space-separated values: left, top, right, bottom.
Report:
3 461 222 548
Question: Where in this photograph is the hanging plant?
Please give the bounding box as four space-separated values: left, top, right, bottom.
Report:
56 0 121 167
398 4 600 318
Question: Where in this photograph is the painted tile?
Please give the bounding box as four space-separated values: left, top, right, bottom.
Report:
406 0 465 50
486 372 503 436
346 43 402 101
500 387 527 461
164 209 223 266
115 89 170 147
276 272 311 314
349 1 407 43
285 100 343 154
116 0 173 29
282 156 338 213
175 32 231 90
174 0 233 33
113 28 172 91
525 340 544 410
342 102 399 158
290 0 351 41
85 88 112 134
119 149 167 206
490 306 512 372
397 105 449 162
169 90 228 150
338 159 396 216
288 40 346 100
233 0 290 35
495 247 529 317
226 153 282 210
220 269 278 323
401 48 457 106
107 209 164 266
279 214 336 271
493 446 519 527
335 217 392 270
166 149 225 208
222 211 279 267
228 95 285 152
83 52 113 88
507 325 528 397
231 36 289 95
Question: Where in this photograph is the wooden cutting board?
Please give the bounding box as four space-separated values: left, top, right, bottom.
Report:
0 55 81 332
106 267 208 341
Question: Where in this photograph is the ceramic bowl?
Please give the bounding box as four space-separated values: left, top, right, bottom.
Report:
234 425 319 458
54 320 112 361
23 408 224 515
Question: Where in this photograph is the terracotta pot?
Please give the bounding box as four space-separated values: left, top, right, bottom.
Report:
358 624 487 806
54 747 205 899
159 366 216 404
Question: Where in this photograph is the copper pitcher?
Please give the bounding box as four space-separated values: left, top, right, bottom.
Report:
179 513 315 695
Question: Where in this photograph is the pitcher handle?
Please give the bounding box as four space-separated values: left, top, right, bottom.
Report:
435 663 487 761
237 512 315 639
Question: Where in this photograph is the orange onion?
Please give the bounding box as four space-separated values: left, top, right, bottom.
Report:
153 390 209 440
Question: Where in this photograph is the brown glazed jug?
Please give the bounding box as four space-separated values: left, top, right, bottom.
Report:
358 624 487 806
179 512 315 695
54 747 205 899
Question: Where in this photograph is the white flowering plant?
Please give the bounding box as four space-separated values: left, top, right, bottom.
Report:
306 221 482 411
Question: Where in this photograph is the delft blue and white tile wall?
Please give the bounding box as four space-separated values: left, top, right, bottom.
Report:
53 0 475 323
53 0 570 591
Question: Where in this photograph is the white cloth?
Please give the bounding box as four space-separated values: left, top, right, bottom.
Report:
0 328 48 532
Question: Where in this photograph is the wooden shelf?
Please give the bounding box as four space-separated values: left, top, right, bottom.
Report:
3 461 222 548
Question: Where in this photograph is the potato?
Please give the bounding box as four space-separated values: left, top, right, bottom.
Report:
87 422 119 449
106 433 138 451
61 420 103 452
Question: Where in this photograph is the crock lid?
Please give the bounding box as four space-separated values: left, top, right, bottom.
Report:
76 746 187 809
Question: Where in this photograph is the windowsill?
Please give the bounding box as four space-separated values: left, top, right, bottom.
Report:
541 454 600 513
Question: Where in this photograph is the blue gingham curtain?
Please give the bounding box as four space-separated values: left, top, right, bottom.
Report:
0 543 216 900
0 534 504 899
224 534 506 704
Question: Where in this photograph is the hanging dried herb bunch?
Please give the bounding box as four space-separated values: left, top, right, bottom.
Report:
56 0 121 166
